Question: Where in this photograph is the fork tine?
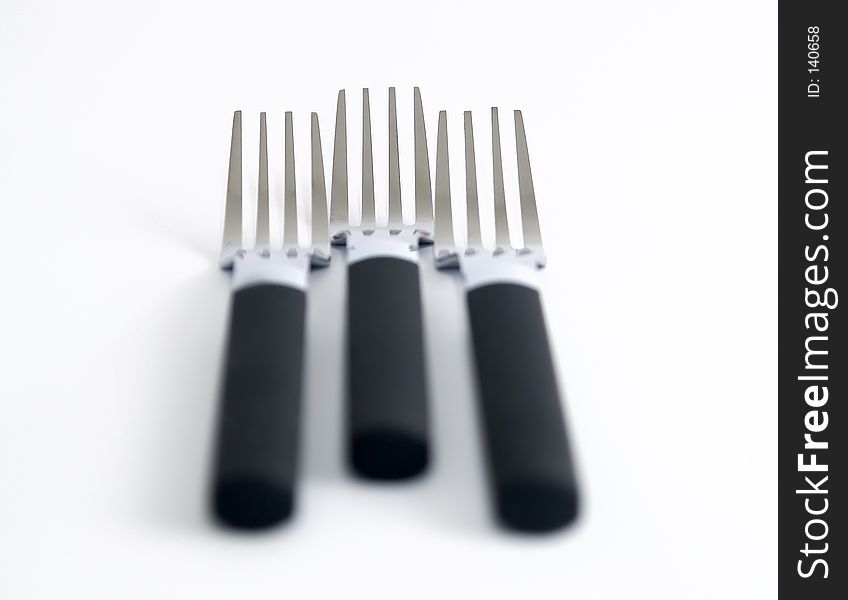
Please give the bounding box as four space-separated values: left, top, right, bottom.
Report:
311 112 330 258
490 108 511 250
222 111 243 256
434 111 454 255
491 108 510 250
464 111 482 249
361 88 376 228
388 87 403 227
283 112 298 249
255 112 270 251
330 90 348 227
514 110 543 252
414 87 433 226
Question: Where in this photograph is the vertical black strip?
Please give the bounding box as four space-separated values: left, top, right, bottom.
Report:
213 284 307 529
347 256 430 480
779 3 846 596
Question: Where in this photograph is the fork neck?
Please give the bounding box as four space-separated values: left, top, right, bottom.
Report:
457 249 544 291
226 250 312 291
334 226 432 265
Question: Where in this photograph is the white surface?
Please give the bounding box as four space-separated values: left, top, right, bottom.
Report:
0 1 776 598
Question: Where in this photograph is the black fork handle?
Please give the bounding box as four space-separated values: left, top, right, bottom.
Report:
466 282 579 532
347 256 430 480
212 283 306 529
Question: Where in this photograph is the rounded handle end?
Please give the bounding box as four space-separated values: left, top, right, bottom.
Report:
214 479 293 530
496 480 579 533
350 429 429 480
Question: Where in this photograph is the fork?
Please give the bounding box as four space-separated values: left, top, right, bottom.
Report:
330 88 433 480
212 110 329 529
433 108 579 532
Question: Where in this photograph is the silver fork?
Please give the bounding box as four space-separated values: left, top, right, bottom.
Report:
434 108 579 532
212 110 329 529
330 88 433 480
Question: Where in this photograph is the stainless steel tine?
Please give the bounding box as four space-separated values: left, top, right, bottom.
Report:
491 107 511 251
283 111 298 252
414 87 434 235
345 88 431 480
221 111 243 265
330 90 349 238
361 89 376 229
388 87 403 229
434 111 454 261
514 110 544 263
464 111 482 252
311 113 330 263
256 112 270 253
213 110 313 531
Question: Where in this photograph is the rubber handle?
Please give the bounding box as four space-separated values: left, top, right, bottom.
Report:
212 283 306 529
347 256 429 480
466 283 579 532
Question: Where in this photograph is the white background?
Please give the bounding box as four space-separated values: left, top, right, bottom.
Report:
0 1 776 598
